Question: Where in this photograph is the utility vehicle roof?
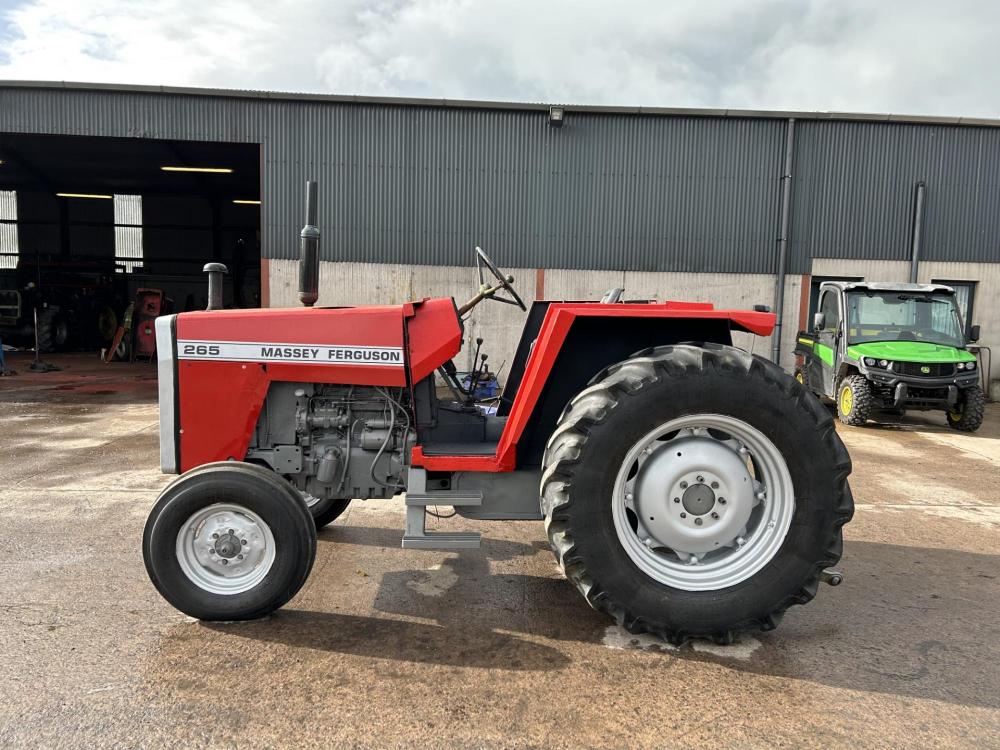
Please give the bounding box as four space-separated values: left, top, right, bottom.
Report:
820 281 954 294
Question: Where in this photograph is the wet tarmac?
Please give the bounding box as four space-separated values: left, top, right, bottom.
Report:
1 352 998 748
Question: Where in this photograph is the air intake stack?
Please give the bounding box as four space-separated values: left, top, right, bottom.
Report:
298 180 320 307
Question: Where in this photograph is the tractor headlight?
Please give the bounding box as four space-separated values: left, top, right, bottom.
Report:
956 362 965 370
964 361 975 371
879 359 890 368
863 357 876 367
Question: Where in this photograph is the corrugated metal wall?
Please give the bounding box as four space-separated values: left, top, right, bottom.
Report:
791 121 1000 270
2 86 1000 275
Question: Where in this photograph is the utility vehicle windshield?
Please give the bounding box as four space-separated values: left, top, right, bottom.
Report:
844 291 965 347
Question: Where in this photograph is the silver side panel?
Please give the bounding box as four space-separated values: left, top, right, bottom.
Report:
155 314 178 473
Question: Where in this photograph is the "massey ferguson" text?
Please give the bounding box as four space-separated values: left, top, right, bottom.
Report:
175 339 404 366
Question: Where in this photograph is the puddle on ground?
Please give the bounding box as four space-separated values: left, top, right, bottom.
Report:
601 625 762 661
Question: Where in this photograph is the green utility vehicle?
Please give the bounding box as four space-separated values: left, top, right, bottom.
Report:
795 281 984 431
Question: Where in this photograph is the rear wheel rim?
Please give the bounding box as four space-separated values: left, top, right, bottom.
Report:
175 503 276 595
612 413 795 592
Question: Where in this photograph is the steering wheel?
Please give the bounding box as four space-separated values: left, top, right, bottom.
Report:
475 246 526 311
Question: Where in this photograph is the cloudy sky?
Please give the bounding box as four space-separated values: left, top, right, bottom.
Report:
1 0 998 117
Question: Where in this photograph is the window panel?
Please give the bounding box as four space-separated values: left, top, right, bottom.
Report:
114 194 143 272
0 190 17 270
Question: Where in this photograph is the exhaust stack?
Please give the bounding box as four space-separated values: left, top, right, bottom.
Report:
298 180 320 307
203 262 227 311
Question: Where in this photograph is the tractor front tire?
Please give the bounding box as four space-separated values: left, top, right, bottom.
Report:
308 496 352 529
947 385 985 432
837 374 873 426
143 462 317 620
541 343 853 644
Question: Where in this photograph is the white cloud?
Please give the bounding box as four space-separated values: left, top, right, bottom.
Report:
1 0 1000 117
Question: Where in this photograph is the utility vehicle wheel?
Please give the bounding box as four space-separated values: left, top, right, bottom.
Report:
541 343 853 644
947 386 985 432
36 309 69 353
837 374 873 426
143 462 316 620
302 492 352 529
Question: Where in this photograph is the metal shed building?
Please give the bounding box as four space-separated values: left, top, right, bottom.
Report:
0 80 998 392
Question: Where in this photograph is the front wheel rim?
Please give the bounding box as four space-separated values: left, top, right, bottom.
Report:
175 503 276 595
612 413 795 592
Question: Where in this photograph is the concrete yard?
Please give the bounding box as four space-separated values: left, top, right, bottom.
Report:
1 353 999 748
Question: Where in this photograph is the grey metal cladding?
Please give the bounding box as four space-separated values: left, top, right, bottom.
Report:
265 106 787 273
2 84 1000 274
0 87 785 273
789 120 1000 271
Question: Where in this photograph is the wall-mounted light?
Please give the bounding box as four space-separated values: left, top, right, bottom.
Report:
548 106 565 128
161 166 234 174
56 192 113 199
233 199 261 205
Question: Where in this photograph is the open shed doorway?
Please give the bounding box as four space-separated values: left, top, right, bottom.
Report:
0 132 261 357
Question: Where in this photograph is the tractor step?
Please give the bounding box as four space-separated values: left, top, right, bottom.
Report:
402 469 482 549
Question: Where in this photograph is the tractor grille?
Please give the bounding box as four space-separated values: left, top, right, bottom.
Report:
894 361 955 377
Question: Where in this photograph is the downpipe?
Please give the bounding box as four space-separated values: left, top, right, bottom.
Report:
909 182 926 284
770 118 795 364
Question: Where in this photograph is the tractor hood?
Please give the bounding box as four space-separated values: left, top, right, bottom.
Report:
847 340 976 363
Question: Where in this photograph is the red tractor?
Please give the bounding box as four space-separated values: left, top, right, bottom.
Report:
143 183 853 644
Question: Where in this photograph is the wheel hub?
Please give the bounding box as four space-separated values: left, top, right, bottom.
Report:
214 533 242 559
681 483 715 516
633 436 756 556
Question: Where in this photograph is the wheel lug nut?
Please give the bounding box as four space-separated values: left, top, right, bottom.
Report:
237 554 244 560
711 481 719 489
221 559 229 565
711 512 719 519
228 529 235 535
680 512 687 518
694 518 703 526
737 536 746 546
241 539 248 545
625 493 633 501
680 481 688 489
756 492 765 501
211 533 219 539
718 497 726 504
697 475 704 483
673 497 680 503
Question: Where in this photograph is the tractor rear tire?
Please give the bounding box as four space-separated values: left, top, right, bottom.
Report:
36 308 69 353
837 374 873 426
541 343 853 644
143 462 317 620
947 385 985 432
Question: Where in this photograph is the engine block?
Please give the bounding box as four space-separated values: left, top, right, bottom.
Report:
246 382 413 501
